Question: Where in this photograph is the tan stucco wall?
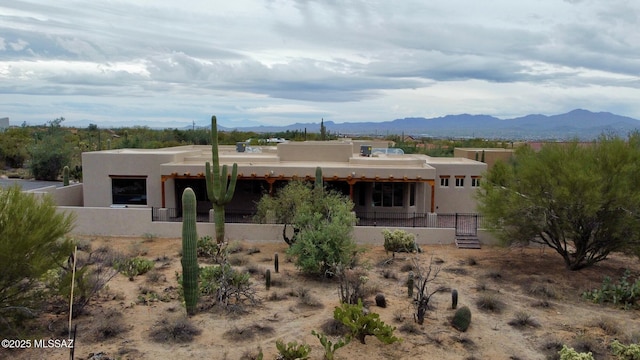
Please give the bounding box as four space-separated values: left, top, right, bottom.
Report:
454 148 514 170
60 206 498 245
427 157 487 213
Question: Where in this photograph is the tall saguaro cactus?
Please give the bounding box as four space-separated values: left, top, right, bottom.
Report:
205 115 238 244
181 187 199 316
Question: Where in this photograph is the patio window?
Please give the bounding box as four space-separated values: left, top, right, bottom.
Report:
373 182 404 207
111 176 147 205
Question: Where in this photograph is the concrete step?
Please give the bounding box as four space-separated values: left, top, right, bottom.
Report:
455 237 481 249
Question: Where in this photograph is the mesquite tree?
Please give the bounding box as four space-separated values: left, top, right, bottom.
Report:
478 135 640 270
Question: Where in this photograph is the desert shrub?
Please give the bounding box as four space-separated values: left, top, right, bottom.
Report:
114 257 155 280
382 229 419 253
337 266 369 305
526 283 557 299
146 269 165 284
558 345 594 360
582 270 640 309
197 235 219 258
399 322 421 334
591 316 620 336
333 300 400 344
476 294 505 313
296 287 322 307
149 315 202 343
91 309 128 341
381 269 398 280
46 253 118 318
0 186 74 332
610 340 640 360
508 311 540 328
275 339 311 360
223 324 275 342
197 263 257 307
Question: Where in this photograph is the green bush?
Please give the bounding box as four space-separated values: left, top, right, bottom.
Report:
559 345 594 360
611 340 640 360
382 229 418 253
0 186 74 332
333 299 400 345
198 263 256 307
114 257 155 280
275 339 311 360
197 235 219 258
582 270 640 309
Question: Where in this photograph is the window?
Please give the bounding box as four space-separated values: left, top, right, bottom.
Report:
455 176 465 188
111 177 147 205
372 182 404 207
471 177 481 187
440 176 449 187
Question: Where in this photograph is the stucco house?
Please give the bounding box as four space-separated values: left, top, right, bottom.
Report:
82 140 487 221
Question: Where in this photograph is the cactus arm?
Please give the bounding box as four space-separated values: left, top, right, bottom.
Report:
181 187 199 316
223 164 238 203
205 162 215 201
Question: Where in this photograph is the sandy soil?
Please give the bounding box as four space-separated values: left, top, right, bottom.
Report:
4 236 640 360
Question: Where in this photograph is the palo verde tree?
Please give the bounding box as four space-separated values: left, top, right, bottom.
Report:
0 186 74 332
255 168 358 277
477 134 640 270
205 115 238 244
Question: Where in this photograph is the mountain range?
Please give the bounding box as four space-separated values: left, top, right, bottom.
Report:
218 109 640 140
57 109 640 140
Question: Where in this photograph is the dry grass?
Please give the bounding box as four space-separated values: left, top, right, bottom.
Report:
149 315 202 343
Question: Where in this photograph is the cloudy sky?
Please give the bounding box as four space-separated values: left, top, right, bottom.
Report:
1 0 639 128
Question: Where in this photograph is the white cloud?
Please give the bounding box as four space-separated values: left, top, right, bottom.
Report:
0 0 639 127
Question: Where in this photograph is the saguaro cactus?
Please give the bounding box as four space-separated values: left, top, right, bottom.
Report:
274 252 279 273
205 115 238 244
181 187 199 316
314 166 323 189
63 166 70 186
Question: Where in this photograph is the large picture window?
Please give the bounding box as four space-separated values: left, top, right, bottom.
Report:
111 176 147 205
373 182 404 207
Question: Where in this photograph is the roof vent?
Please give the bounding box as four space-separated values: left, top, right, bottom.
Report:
360 145 372 157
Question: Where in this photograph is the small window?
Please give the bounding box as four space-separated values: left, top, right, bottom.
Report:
471 177 481 187
111 177 147 205
440 177 449 187
455 177 465 188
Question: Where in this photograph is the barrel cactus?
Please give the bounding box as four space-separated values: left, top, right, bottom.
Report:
181 187 199 316
451 306 471 332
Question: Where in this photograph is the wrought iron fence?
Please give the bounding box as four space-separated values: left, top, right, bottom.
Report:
151 207 485 230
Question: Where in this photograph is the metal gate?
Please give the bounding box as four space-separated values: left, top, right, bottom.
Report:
455 213 478 237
